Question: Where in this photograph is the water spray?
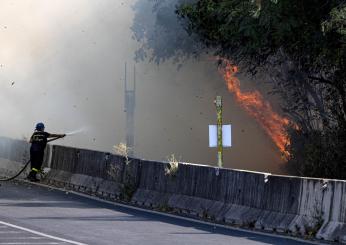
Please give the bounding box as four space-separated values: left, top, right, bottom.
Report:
65 127 87 136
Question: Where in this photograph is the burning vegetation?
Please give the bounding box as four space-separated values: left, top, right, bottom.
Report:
221 60 292 158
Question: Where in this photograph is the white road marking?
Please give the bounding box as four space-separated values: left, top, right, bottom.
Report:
1 237 45 240
0 231 23 233
0 243 61 245
0 221 87 245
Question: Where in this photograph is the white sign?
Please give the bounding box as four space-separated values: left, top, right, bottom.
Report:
209 125 232 147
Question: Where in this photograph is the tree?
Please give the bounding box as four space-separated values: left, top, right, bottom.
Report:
131 0 204 65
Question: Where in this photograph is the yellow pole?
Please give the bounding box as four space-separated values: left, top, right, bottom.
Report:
215 96 223 167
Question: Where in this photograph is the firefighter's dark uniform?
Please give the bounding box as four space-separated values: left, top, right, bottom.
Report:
28 131 50 181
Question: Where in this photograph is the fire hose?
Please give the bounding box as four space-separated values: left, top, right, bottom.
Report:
0 136 63 182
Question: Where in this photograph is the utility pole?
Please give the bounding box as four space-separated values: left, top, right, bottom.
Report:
215 96 223 167
124 63 136 157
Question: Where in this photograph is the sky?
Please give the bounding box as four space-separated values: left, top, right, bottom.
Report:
0 0 287 174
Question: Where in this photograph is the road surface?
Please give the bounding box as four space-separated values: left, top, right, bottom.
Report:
0 181 323 245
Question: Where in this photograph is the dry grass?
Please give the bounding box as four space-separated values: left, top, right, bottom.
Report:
165 154 179 176
108 142 132 180
113 142 131 165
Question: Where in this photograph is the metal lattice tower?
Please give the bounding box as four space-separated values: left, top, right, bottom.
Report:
124 63 136 157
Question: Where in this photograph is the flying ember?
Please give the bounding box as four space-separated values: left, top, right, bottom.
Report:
221 60 292 157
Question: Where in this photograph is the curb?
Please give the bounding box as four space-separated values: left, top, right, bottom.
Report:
19 179 330 245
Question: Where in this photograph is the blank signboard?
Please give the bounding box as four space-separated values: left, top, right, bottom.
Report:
209 125 232 147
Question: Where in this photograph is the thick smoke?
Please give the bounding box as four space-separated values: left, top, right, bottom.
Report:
0 0 286 174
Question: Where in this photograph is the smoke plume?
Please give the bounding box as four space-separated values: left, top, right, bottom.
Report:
0 0 286 174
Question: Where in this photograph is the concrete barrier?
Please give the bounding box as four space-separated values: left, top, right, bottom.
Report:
133 161 346 242
0 137 345 243
0 137 52 179
0 137 30 178
0 136 30 162
43 145 141 201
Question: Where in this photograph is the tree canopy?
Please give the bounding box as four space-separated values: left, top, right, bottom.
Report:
131 0 203 65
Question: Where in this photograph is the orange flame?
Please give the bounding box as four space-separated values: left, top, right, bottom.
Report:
221 60 291 157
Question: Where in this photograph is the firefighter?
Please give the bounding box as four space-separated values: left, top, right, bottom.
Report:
27 123 65 182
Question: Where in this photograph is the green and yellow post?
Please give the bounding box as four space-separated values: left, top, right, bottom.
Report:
215 96 223 167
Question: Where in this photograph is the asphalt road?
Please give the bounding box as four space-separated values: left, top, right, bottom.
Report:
0 181 323 245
